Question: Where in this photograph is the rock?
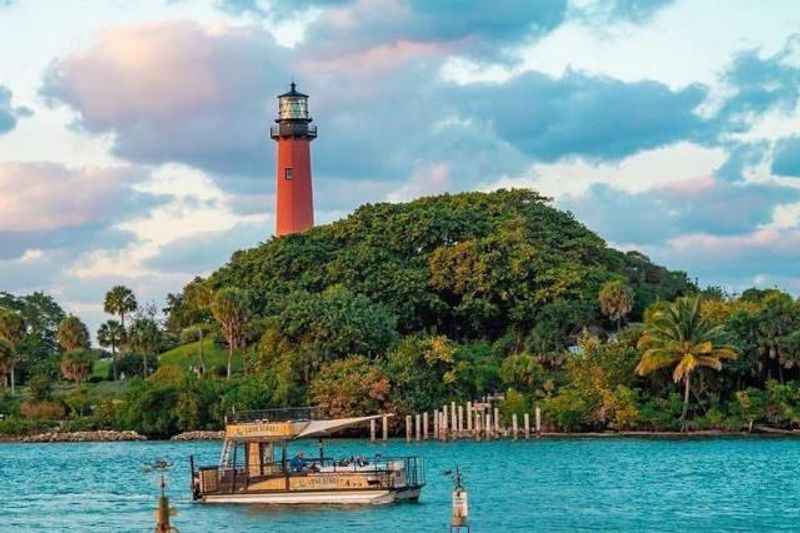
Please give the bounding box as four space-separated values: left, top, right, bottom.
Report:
18 430 146 443
171 430 224 441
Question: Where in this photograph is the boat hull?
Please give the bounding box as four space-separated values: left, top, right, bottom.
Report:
200 487 421 505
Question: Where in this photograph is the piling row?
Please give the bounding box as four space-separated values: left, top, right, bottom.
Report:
370 402 543 441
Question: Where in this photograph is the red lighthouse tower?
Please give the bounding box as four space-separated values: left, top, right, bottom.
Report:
270 82 317 236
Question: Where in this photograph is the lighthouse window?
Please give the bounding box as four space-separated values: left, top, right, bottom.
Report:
284 168 293 180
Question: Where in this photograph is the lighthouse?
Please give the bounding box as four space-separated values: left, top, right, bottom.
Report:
270 82 317 236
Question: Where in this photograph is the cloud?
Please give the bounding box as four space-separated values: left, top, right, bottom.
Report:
144 221 269 274
452 70 707 162
646 228 800 281
41 21 290 178
772 136 800 177
572 0 676 24
224 0 568 62
715 35 800 133
560 176 800 246
0 162 164 260
0 85 32 135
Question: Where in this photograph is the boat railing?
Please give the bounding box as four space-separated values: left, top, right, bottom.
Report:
193 455 425 495
228 407 323 423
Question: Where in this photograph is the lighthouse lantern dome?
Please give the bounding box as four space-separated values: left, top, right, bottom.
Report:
277 82 310 121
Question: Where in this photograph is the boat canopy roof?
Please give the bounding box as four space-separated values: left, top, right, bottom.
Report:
224 408 388 442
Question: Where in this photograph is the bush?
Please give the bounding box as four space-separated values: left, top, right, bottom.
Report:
115 352 158 379
0 392 21 418
0 417 55 436
500 388 530 424
64 387 92 417
637 394 683 431
28 373 53 402
688 406 729 431
20 400 66 420
602 385 640 430
765 380 800 428
149 364 189 386
60 417 99 432
118 381 180 437
310 355 391 418
733 388 767 431
542 388 594 432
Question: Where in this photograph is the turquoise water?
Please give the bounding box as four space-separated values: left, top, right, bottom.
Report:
3 437 800 531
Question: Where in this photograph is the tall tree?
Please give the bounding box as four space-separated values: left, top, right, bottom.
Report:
180 324 211 374
127 317 162 377
104 286 138 331
0 338 15 391
599 279 634 331
636 296 738 427
211 288 251 379
60 349 94 386
0 307 27 394
56 315 91 352
97 320 125 380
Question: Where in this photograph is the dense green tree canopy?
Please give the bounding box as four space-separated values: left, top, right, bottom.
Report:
204 190 692 346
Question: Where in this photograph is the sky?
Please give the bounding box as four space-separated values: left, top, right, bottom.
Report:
2 0 800 335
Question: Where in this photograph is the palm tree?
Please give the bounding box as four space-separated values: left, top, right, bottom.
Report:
599 279 634 332
0 307 26 394
636 296 738 427
104 286 138 332
56 315 91 352
60 349 94 386
0 338 14 390
211 288 251 379
97 320 125 380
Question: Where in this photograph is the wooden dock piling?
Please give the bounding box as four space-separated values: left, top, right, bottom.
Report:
405 415 412 442
370 419 376 441
466 402 473 432
494 407 500 434
382 414 388 441
457 405 463 434
423 412 429 440
512 413 518 440
433 409 439 439
535 406 542 434
524 413 530 439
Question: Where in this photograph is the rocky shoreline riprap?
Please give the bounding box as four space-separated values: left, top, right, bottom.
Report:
2 430 147 443
171 430 224 441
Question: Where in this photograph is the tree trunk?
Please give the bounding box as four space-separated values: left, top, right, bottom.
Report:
681 372 692 431
112 344 118 381
199 331 206 375
10 363 15 395
227 343 233 379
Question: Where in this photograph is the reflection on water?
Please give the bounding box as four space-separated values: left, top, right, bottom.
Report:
3 438 800 531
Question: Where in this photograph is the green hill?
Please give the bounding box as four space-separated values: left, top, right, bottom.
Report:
158 337 242 373
205 189 691 348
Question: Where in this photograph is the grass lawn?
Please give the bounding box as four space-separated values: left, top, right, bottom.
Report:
159 338 244 373
92 358 112 380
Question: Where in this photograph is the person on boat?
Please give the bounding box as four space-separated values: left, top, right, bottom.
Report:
290 452 306 472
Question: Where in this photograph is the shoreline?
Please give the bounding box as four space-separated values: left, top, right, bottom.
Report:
2 426 800 443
